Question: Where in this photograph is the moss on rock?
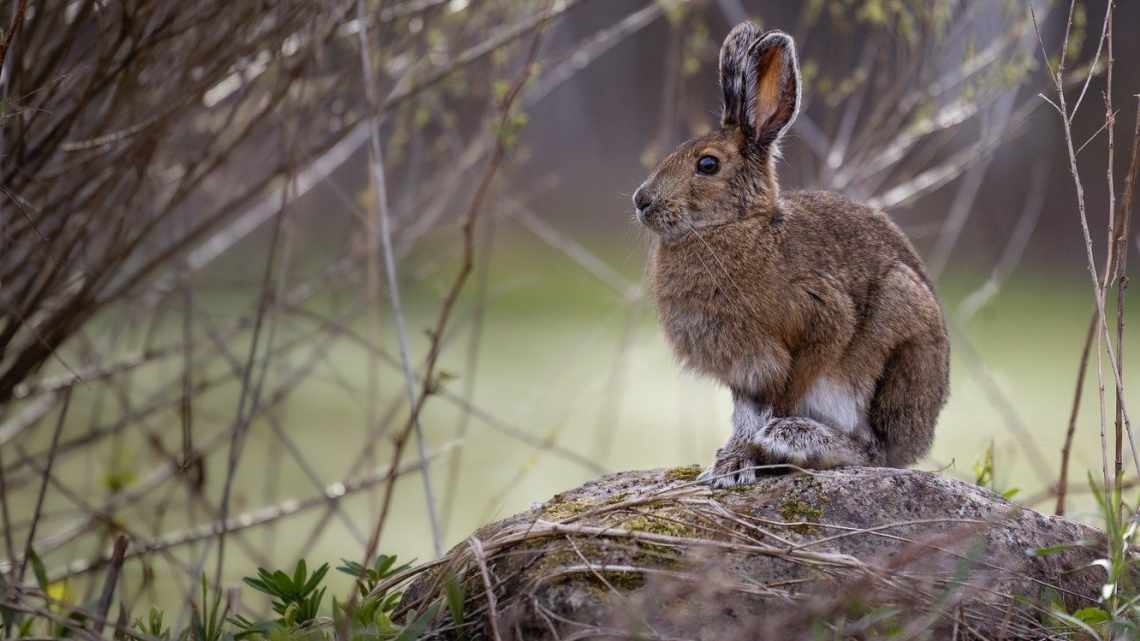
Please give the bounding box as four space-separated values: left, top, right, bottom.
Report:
541 496 596 521
777 474 830 533
664 464 703 482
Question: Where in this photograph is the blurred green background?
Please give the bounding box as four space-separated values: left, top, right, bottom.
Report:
12 230 1139 605
4 0 1140 617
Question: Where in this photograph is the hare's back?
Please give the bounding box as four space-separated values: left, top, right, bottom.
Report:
781 190 931 290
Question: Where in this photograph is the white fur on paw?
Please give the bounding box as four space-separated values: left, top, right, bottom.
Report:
752 423 810 466
752 418 869 469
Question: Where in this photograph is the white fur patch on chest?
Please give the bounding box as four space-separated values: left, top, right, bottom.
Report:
796 376 868 435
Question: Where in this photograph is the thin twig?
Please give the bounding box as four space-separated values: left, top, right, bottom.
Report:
0 0 29 72
17 388 71 585
440 212 496 539
356 8 552 570
1035 0 1137 489
51 443 457 581
1112 91 1140 503
92 535 129 635
1056 309 1097 516
213 170 292 591
356 0 442 558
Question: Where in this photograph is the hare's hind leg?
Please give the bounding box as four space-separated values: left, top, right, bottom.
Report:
868 337 949 467
752 416 878 469
840 263 948 468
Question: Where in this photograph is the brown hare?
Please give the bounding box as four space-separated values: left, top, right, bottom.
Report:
633 23 950 487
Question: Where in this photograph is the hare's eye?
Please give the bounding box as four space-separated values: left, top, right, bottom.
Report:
696 155 720 175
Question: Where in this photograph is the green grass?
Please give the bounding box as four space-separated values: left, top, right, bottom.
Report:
7 230 1140 609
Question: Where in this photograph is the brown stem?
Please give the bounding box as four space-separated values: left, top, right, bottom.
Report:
345 10 556 629
93 535 129 635
0 0 29 72
1115 95 1140 495
1056 308 1098 516
17 388 71 585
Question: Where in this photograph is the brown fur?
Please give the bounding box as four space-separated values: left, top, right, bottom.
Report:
634 24 949 486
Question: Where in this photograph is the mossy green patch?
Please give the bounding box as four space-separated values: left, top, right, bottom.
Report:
780 499 824 533
602 491 630 506
594 568 646 591
619 515 697 540
664 465 703 482
541 496 595 521
526 539 650 594
617 513 700 566
778 475 829 534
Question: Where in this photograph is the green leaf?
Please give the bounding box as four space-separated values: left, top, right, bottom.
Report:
393 602 440 641
242 577 270 594
17 615 35 638
28 548 50 592
1051 610 1103 639
301 563 329 595
1072 607 1111 625
445 573 465 629
336 560 364 578
375 555 396 577
270 570 291 593
293 560 306 591
1031 543 1076 556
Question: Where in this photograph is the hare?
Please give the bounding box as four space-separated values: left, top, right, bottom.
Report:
633 23 949 487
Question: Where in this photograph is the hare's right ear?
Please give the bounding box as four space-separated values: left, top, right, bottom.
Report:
720 24 801 147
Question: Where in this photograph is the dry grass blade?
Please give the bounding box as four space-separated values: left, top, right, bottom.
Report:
468 537 503 641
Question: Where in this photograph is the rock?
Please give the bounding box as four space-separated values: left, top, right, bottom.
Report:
399 467 1107 640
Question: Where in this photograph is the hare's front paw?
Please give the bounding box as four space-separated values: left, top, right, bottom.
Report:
698 440 759 488
751 416 872 469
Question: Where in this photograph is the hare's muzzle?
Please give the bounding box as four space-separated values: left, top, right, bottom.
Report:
633 186 658 226
633 187 653 211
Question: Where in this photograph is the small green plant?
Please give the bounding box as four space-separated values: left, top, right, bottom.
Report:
1035 476 1139 640
134 607 173 641
191 575 231 641
0 547 74 640
443 573 465 640
973 442 1020 500
224 553 448 641
1 551 447 641
233 561 329 633
336 556 411 597
331 555 423 641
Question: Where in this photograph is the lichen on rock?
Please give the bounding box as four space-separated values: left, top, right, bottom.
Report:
398 467 1108 640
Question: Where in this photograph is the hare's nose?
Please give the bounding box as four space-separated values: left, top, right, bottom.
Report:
633 188 653 211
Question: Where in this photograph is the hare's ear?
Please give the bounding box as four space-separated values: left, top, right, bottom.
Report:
720 26 800 146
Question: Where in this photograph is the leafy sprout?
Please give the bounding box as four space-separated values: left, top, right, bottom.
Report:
236 561 329 630
191 576 230 641
134 607 172 641
336 556 412 597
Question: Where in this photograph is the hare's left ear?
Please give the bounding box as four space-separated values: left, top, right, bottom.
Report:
720 26 801 147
